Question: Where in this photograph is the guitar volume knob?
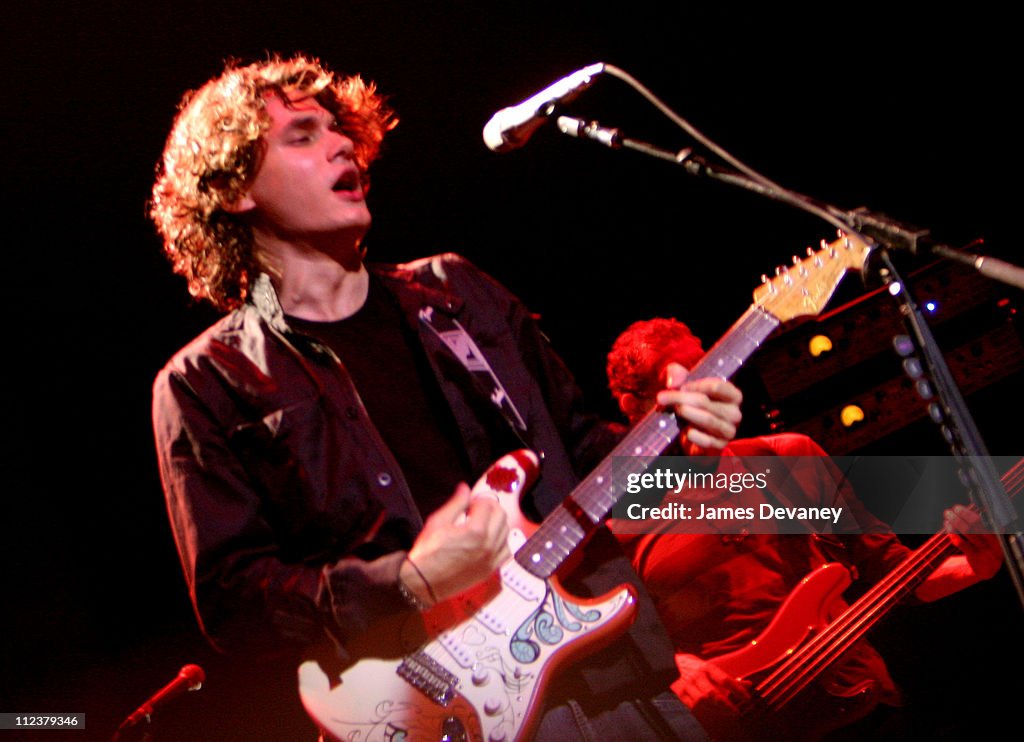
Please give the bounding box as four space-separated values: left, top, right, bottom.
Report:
484 697 503 716
471 666 489 686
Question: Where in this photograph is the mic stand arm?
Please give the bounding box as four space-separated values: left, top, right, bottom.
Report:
556 116 1024 290
558 116 827 223
873 249 1024 610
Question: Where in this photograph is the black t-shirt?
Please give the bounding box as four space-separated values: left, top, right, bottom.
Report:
287 275 473 516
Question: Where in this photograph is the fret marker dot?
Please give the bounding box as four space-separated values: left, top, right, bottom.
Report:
634 446 643 455
531 554 541 563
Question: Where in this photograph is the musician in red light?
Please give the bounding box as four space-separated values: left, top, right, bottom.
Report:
148 54 745 741
606 317 1004 741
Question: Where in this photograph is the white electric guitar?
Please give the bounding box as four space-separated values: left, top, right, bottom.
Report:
299 233 873 742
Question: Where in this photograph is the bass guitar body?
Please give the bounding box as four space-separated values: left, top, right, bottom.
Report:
705 562 885 742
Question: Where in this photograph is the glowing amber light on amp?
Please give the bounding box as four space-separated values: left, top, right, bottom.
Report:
840 405 865 427
808 335 833 357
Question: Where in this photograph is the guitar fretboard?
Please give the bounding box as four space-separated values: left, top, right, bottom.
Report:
516 306 781 579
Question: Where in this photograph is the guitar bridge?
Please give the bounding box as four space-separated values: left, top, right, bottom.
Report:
397 651 460 706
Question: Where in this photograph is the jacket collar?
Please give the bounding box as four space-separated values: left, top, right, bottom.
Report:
247 264 464 334
372 263 464 319
249 273 290 334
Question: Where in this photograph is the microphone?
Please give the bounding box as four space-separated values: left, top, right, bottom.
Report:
116 664 205 733
483 63 606 152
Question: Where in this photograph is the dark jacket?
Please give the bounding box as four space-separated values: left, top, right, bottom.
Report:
152 253 679 702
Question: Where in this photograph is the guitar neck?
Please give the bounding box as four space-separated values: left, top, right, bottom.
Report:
516 306 781 579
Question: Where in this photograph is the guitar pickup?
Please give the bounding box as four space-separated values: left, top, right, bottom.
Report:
501 562 543 602
438 631 474 668
474 606 507 635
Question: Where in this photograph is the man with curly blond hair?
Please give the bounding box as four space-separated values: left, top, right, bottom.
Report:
150 54 744 740
151 54 394 312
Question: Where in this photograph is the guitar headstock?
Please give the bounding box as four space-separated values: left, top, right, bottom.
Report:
752 232 873 323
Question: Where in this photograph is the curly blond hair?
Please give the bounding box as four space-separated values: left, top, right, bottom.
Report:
606 317 705 403
149 54 396 311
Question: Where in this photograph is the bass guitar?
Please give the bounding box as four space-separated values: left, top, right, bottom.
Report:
705 459 1024 741
298 233 873 742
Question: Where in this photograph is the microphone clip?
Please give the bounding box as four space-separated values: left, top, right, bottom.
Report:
557 116 623 149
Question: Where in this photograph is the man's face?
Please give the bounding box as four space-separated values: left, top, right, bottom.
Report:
236 92 371 249
620 362 676 425
624 386 659 427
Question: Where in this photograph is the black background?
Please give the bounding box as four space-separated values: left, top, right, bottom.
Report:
5 3 1022 740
